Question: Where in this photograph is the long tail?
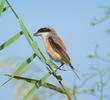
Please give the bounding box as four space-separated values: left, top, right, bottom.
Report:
70 66 80 80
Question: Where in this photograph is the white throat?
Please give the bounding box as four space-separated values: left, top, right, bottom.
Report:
40 32 50 38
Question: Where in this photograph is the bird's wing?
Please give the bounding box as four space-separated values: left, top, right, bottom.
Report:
51 35 66 51
48 35 81 80
48 35 71 65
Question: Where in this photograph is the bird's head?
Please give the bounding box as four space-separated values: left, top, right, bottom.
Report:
33 26 56 38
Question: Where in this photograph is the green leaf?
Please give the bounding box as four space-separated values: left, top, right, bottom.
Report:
31 40 45 62
19 19 45 62
0 31 23 50
0 53 36 87
23 72 51 100
23 85 38 100
2 6 9 12
39 72 51 85
1 74 65 93
19 19 32 44
0 0 5 16
0 74 66 94
17 74 64 93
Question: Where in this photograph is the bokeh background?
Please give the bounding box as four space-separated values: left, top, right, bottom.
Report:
0 0 110 100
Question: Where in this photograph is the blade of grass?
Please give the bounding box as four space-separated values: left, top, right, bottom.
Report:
0 31 23 50
0 0 5 16
19 19 45 62
23 72 51 100
18 19 32 44
23 64 68 100
0 74 66 94
0 53 36 87
5 0 19 19
23 85 38 100
2 6 9 12
31 40 45 62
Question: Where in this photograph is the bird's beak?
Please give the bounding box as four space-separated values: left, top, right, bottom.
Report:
33 32 41 36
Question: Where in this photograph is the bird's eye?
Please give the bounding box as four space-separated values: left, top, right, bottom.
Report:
38 28 51 33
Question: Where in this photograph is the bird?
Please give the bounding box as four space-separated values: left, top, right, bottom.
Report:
33 26 80 80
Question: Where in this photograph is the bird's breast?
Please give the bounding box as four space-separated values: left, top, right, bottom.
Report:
44 36 61 61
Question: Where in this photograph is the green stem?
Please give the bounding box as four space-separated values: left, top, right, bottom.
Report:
47 64 72 100
2 74 66 94
5 0 19 19
59 81 72 100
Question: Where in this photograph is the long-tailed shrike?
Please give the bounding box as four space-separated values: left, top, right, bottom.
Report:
33 26 80 80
